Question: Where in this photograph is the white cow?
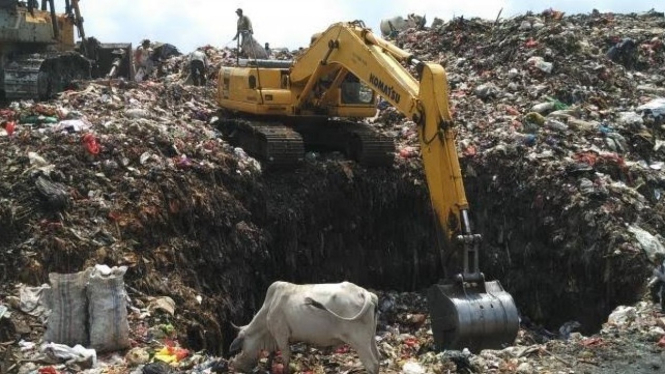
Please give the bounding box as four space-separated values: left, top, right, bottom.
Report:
229 281 380 374
379 14 427 38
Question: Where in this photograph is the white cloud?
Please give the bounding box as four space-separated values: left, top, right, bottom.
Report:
55 0 662 53
63 0 355 53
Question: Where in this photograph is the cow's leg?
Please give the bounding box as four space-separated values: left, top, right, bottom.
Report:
267 351 275 371
274 338 291 374
369 340 380 368
347 337 379 374
267 317 291 374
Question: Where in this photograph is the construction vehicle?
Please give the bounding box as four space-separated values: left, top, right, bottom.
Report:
0 0 132 100
216 20 520 352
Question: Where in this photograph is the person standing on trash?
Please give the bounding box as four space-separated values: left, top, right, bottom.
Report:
134 39 154 82
189 48 208 87
233 8 253 50
651 252 665 312
264 42 272 58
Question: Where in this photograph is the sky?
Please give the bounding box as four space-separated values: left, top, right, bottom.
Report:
57 0 662 54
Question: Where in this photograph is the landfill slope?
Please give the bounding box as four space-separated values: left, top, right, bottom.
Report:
0 80 444 355
389 9 665 333
0 8 664 374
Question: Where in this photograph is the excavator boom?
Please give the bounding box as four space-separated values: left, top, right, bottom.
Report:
217 21 519 351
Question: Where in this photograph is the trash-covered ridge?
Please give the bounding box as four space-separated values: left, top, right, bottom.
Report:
1 8 665 374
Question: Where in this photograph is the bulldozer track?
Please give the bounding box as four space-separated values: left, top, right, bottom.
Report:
3 52 90 100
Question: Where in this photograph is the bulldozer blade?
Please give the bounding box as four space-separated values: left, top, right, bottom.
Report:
427 280 519 352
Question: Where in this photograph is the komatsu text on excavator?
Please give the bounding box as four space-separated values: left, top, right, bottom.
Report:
216 20 519 352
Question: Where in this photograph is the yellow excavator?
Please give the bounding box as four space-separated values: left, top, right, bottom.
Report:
0 0 133 100
216 20 519 352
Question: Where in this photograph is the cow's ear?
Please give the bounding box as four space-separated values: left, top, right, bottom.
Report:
230 336 244 353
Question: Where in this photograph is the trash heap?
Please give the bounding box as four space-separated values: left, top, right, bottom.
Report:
0 79 442 372
379 9 665 331
154 46 296 84
1 7 665 374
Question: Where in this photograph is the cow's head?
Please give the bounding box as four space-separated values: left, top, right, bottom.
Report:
229 324 254 373
229 322 273 373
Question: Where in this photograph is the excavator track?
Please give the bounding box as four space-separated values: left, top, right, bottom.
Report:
335 120 396 167
217 116 396 169
217 117 305 169
3 52 91 100
293 119 396 167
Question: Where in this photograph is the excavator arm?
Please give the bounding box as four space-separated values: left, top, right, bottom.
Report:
292 21 469 252
288 21 519 351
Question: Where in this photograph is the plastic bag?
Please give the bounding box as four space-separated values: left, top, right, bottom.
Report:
87 265 130 352
43 269 92 346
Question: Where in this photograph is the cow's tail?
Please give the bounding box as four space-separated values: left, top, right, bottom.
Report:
304 292 373 321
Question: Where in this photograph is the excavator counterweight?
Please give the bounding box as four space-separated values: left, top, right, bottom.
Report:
216 20 519 351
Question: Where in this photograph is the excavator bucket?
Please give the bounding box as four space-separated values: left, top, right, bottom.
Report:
428 278 519 352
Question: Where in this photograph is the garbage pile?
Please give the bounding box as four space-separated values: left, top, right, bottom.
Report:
1 7 665 374
0 78 442 372
375 9 665 331
3 285 665 374
154 45 296 84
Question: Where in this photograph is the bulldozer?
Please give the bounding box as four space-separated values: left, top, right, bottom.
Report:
0 0 133 100
216 20 519 352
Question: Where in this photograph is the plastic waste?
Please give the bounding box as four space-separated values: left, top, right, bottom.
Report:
527 56 553 73
154 345 190 364
616 111 644 127
607 305 637 326
126 347 150 366
637 97 665 117
143 362 172 374
41 342 97 369
5 120 15 135
82 133 101 155
544 118 568 132
628 225 665 261
402 360 426 374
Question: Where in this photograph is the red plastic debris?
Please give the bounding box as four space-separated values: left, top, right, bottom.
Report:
335 345 350 354
581 337 604 347
271 362 285 374
506 106 521 116
399 147 418 158
463 145 477 156
38 367 59 374
403 337 419 347
5 121 15 136
81 133 100 155
525 38 539 48
657 336 665 348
